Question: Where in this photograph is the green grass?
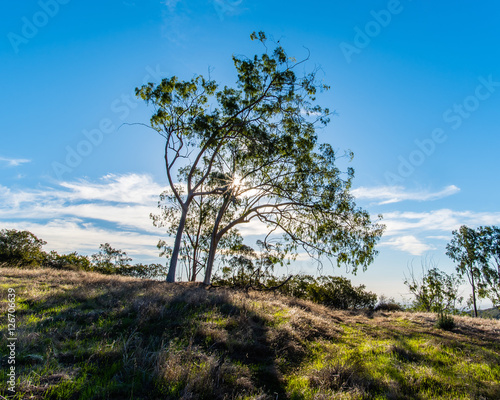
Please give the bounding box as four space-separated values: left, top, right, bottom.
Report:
1 267 499 399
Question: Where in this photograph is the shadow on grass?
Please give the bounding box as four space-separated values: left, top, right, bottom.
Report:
1 279 297 399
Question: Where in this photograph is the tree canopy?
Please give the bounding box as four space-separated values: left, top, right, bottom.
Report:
137 31 384 284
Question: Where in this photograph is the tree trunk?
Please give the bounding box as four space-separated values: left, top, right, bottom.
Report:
203 232 219 285
190 247 198 282
203 193 231 285
166 206 188 282
470 267 478 317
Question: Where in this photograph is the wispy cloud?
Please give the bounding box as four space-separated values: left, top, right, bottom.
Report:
383 209 500 237
0 174 166 232
373 208 500 256
0 174 167 260
2 174 499 260
352 185 460 205
380 235 434 256
0 156 31 167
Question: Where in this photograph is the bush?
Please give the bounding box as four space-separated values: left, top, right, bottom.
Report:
305 276 377 310
214 271 377 310
435 312 455 331
374 295 404 312
113 263 167 279
46 251 92 271
0 229 47 267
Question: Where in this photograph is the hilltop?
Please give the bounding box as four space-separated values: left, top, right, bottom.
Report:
1 267 499 399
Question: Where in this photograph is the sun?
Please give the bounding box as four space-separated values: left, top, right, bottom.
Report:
232 175 242 189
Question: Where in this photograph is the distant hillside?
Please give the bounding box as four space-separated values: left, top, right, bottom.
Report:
478 307 500 320
1 267 500 399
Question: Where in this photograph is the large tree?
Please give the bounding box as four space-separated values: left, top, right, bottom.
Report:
138 32 383 283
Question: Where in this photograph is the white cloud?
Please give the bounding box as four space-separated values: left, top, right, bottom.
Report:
0 174 166 233
3 174 500 261
375 209 500 255
382 209 500 237
380 235 434 256
426 235 451 241
0 156 31 167
0 174 168 262
352 185 460 204
60 174 165 204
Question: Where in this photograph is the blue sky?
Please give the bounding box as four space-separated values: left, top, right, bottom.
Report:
1 0 500 305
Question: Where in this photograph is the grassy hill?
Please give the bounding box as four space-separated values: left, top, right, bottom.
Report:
1 267 500 399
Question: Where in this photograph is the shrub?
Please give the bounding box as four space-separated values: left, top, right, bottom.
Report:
306 276 377 310
0 229 47 266
435 312 455 331
46 251 92 271
114 263 167 279
214 272 377 310
374 295 404 312
404 261 463 314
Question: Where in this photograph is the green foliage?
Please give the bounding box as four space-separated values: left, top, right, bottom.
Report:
0 229 47 266
46 251 92 271
214 269 377 310
279 275 377 310
91 242 132 274
446 225 493 317
137 31 384 284
404 262 463 314
117 263 167 279
435 312 455 331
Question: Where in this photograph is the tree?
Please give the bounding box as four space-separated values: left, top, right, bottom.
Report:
477 226 500 308
138 31 383 283
446 226 486 317
0 229 47 266
404 260 463 313
136 31 331 282
91 243 132 274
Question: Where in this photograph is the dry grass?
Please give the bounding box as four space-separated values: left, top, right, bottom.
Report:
1 267 499 399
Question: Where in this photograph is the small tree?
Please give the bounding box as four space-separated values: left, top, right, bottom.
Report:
446 226 486 317
91 243 132 274
404 261 463 313
0 229 47 266
477 226 500 309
